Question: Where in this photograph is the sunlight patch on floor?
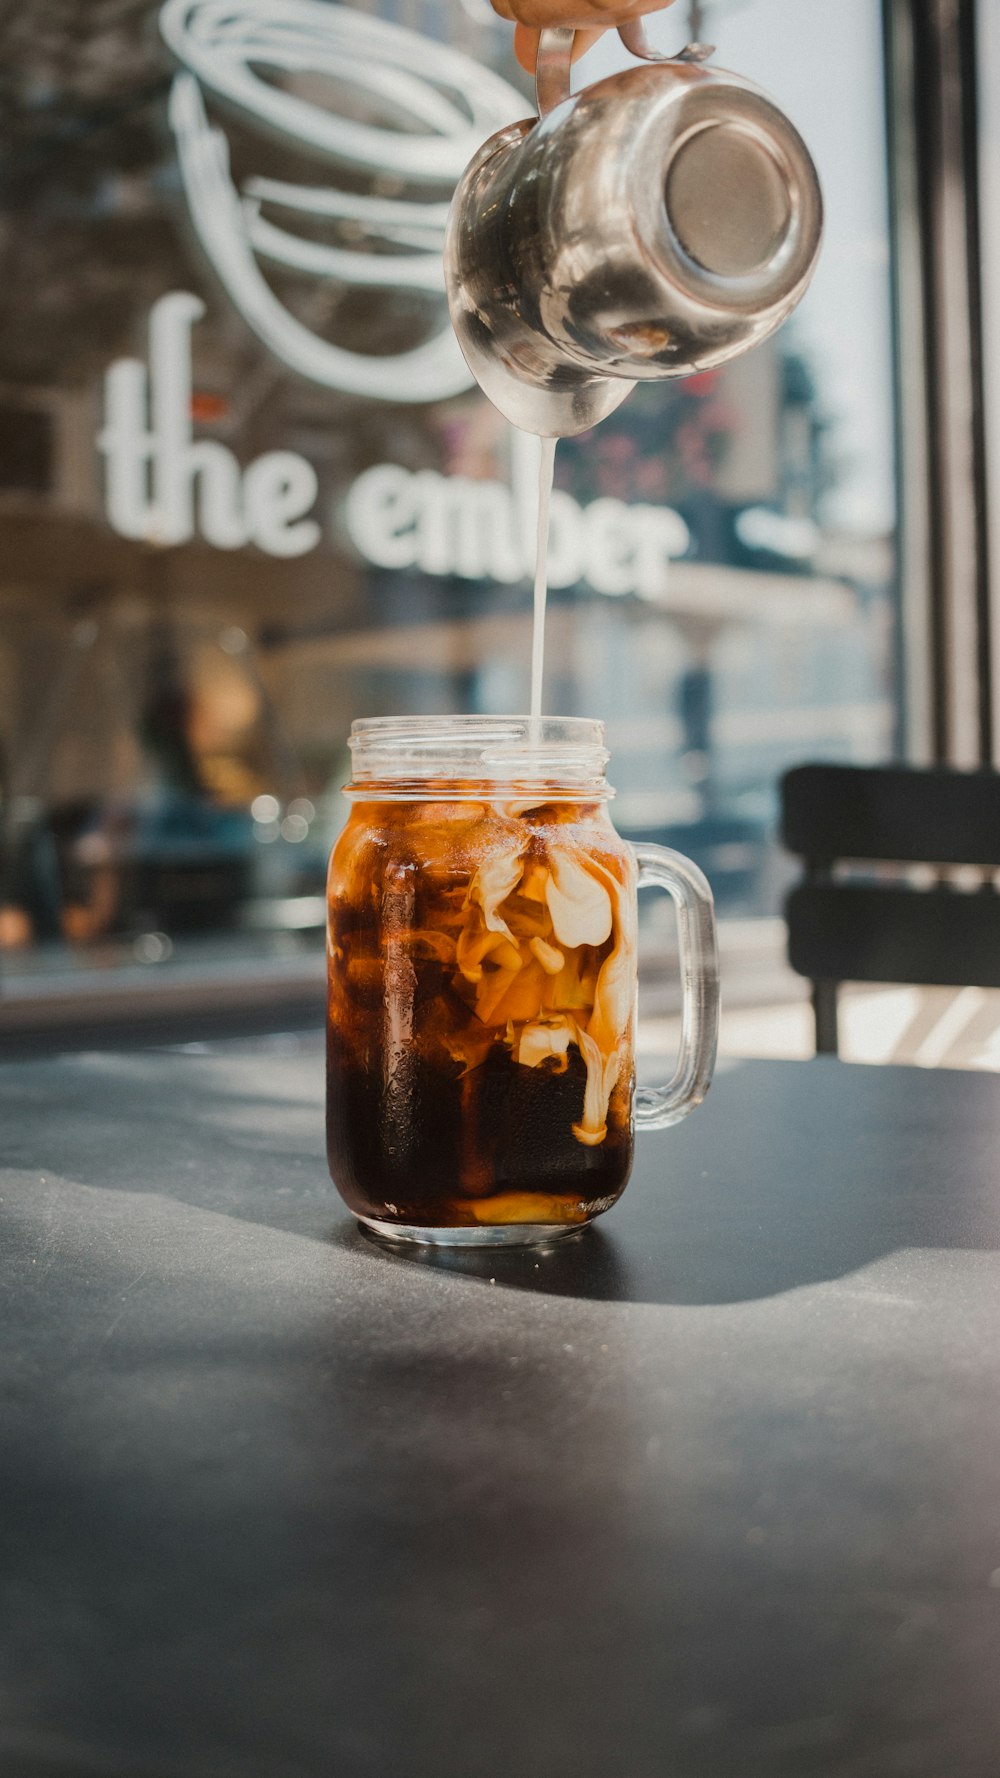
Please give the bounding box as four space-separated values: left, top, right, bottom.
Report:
638 985 1000 1071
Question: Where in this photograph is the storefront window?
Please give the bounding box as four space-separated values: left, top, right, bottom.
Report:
0 0 897 1017
978 0 1000 755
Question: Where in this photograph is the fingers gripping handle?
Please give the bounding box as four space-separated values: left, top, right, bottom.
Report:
536 15 715 117
632 842 719 1130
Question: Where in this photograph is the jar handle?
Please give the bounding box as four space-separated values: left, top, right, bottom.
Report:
536 18 715 118
631 842 719 1130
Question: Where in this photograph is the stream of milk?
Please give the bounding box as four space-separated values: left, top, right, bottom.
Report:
529 435 557 726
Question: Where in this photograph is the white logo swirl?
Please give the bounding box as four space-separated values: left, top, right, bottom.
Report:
159 0 524 401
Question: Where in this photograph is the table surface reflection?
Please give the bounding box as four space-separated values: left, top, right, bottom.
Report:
2 1040 999 1778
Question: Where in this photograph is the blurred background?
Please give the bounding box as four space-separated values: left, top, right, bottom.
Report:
1 0 994 1065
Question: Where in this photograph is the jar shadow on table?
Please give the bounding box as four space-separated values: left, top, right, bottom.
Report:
330 1205 881 1306
329 1189 874 1307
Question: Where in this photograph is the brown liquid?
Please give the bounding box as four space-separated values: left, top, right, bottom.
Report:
326 795 635 1229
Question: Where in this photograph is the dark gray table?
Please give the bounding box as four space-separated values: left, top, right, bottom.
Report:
2 1039 1000 1778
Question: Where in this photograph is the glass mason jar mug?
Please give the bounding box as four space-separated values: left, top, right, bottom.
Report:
326 717 719 1246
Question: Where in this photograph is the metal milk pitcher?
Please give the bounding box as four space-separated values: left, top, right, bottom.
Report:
444 17 823 438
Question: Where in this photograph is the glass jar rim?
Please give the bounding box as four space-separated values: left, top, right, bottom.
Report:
346 714 612 801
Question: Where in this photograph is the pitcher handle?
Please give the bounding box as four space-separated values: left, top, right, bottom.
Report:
535 26 575 117
536 18 715 118
632 842 719 1130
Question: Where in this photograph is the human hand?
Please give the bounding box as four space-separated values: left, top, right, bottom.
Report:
488 0 677 74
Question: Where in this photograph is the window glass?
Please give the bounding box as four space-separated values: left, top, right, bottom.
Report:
0 0 897 1011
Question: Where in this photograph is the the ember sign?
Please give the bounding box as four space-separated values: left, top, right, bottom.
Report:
97 292 690 587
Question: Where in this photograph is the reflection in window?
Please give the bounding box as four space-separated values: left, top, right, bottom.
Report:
0 0 897 1020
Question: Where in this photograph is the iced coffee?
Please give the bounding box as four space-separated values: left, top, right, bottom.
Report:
326 791 637 1236
326 715 718 1246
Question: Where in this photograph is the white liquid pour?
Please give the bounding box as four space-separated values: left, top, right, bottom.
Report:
529 435 557 726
